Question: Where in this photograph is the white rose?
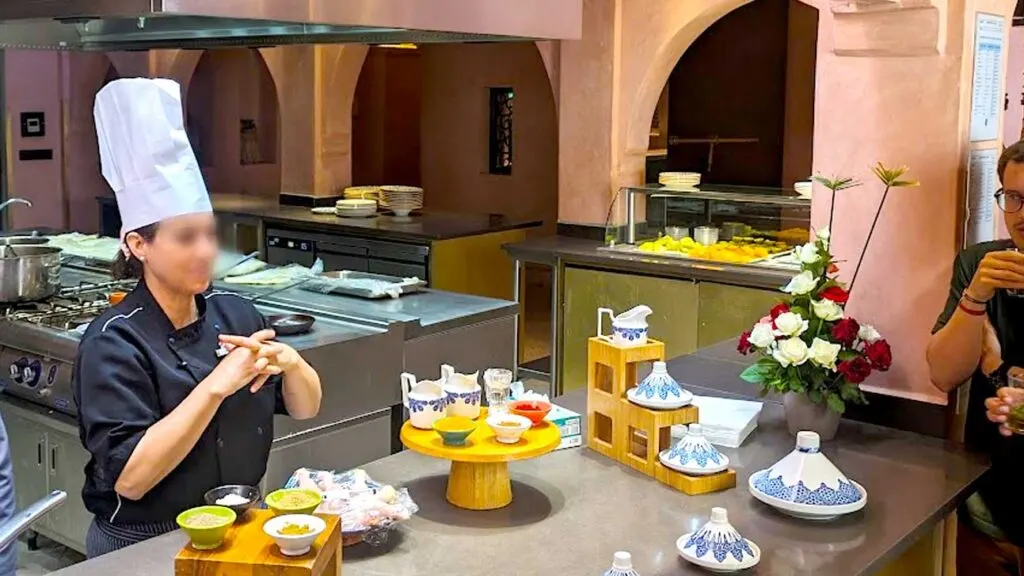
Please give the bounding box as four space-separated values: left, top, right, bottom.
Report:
808 337 841 370
797 242 820 264
816 226 830 249
782 271 817 295
748 322 776 348
773 337 809 367
811 298 844 321
774 312 808 337
858 324 882 343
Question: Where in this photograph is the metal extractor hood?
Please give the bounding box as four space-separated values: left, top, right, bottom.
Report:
0 0 582 50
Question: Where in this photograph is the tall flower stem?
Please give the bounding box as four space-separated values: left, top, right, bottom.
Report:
827 188 837 234
849 184 891 293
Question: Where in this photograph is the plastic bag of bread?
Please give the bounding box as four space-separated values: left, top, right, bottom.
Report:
283 467 418 546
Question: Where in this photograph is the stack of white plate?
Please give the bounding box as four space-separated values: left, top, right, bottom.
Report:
659 172 701 189
335 198 378 218
343 186 381 203
380 186 424 217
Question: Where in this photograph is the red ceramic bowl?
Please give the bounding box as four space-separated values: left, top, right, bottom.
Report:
508 400 552 426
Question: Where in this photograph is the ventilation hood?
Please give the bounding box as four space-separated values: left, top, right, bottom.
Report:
0 0 582 50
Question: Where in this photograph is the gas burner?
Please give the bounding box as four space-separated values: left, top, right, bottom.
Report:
2 279 136 330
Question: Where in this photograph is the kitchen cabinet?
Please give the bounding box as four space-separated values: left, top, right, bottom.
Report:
0 402 91 553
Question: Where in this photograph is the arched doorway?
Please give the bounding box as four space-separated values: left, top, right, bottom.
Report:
644 0 818 189
185 49 280 196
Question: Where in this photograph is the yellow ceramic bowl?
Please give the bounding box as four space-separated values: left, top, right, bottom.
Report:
176 505 236 550
433 416 477 446
265 488 323 516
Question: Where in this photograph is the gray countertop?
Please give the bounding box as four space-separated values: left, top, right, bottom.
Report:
503 235 796 290
210 194 542 243
50 357 988 576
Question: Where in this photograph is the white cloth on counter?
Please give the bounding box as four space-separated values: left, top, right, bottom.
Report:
671 395 762 448
220 259 324 285
94 78 211 238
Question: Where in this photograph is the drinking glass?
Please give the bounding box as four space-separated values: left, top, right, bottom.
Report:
1009 248 1024 298
1006 367 1024 434
483 368 513 413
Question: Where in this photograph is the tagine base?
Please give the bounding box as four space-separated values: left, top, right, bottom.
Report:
586 337 705 481
655 463 737 495
400 409 561 511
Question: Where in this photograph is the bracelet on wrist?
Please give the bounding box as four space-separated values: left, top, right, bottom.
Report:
958 300 987 316
962 289 988 305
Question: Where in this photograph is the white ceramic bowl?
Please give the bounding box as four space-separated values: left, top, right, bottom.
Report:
486 413 531 444
263 514 326 556
794 180 813 198
659 424 729 476
336 198 377 209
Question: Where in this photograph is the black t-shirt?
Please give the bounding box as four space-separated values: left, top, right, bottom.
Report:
933 239 1024 545
73 279 286 525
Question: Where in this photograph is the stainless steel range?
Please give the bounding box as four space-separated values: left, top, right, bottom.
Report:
0 267 135 415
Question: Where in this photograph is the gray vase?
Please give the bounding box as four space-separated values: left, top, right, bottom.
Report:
783 392 841 441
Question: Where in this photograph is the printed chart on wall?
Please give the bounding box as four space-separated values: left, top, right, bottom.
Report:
967 148 998 244
970 13 1005 142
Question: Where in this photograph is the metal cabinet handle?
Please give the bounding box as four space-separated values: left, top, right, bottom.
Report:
36 441 42 467
49 445 57 476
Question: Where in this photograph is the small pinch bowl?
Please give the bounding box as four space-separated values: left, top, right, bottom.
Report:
203 484 261 521
176 505 236 550
265 488 323 516
433 416 477 446
486 413 531 444
508 400 552 426
263 514 327 557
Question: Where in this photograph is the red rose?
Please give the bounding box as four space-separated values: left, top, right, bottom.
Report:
837 357 872 384
831 318 860 347
769 303 790 320
864 340 892 371
737 331 753 355
821 286 850 304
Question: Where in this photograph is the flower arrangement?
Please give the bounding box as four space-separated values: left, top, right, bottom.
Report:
737 164 914 414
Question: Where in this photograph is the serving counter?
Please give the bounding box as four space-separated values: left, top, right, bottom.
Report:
48 342 987 576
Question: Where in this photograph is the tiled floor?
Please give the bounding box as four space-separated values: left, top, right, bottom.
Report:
15 534 82 575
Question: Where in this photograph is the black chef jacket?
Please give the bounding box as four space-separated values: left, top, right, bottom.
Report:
73 279 286 525
933 239 1024 546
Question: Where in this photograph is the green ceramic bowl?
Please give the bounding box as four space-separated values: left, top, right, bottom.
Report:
265 488 323 516
176 505 236 550
433 416 477 446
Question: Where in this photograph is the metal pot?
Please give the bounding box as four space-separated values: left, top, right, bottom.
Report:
0 236 49 246
693 226 720 246
0 245 62 302
720 222 747 241
664 226 690 240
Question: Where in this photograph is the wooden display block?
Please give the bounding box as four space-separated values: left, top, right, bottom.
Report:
175 510 341 576
655 462 737 495
586 336 732 495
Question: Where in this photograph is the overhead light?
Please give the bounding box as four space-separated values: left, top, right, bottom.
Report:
379 43 418 49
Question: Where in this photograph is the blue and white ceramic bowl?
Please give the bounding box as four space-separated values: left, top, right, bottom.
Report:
602 551 640 576
677 507 760 573
626 361 693 410
748 431 867 520
659 424 729 475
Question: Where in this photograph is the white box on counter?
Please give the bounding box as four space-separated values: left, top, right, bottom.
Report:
547 403 582 451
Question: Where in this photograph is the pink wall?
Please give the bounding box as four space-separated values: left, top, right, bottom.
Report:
1005 27 1024 147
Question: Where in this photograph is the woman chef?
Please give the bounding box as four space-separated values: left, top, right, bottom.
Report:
74 78 322 558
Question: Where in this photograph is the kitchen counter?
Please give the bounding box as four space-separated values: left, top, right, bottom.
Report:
504 235 795 290
210 193 542 242
50 345 987 576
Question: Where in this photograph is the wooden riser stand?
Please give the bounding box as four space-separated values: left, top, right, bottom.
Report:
586 336 736 495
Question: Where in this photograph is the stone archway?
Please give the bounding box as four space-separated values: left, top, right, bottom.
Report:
619 0 822 187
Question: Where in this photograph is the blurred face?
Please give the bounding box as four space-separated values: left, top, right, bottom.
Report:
126 212 219 295
1002 161 1024 248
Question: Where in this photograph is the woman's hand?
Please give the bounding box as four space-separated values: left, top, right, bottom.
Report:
207 342 277 399
219 330 301 392
967 250 1024 302
985 384 1024 436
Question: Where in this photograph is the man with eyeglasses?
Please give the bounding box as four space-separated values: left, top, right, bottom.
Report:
929 140 1024 574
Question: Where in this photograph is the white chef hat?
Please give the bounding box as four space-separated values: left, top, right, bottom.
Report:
93 78 211 249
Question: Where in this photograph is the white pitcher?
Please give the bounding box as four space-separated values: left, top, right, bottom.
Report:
597 305 653 347
441 364 482 419
401 372 447 429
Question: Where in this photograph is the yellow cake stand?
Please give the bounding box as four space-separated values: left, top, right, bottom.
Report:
400 409 561 510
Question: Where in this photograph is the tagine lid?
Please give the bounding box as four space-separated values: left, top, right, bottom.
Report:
677 507 760 569
659 424 729 474
751 431 864 505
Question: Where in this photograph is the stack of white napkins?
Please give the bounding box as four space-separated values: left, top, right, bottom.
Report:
671 395 762 448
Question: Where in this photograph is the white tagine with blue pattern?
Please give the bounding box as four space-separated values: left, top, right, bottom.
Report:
677 507 761 573
626 361 693 410
748 430 867 521
602 551 640 576
659 424 729 476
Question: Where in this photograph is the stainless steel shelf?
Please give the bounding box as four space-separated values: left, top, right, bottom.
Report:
624 185 811 208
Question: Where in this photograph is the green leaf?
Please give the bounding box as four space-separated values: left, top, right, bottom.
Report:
808 389 823 404
826 393 846 414
740 364 768 384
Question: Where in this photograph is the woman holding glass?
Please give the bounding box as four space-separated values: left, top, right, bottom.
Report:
928 140 1024 574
